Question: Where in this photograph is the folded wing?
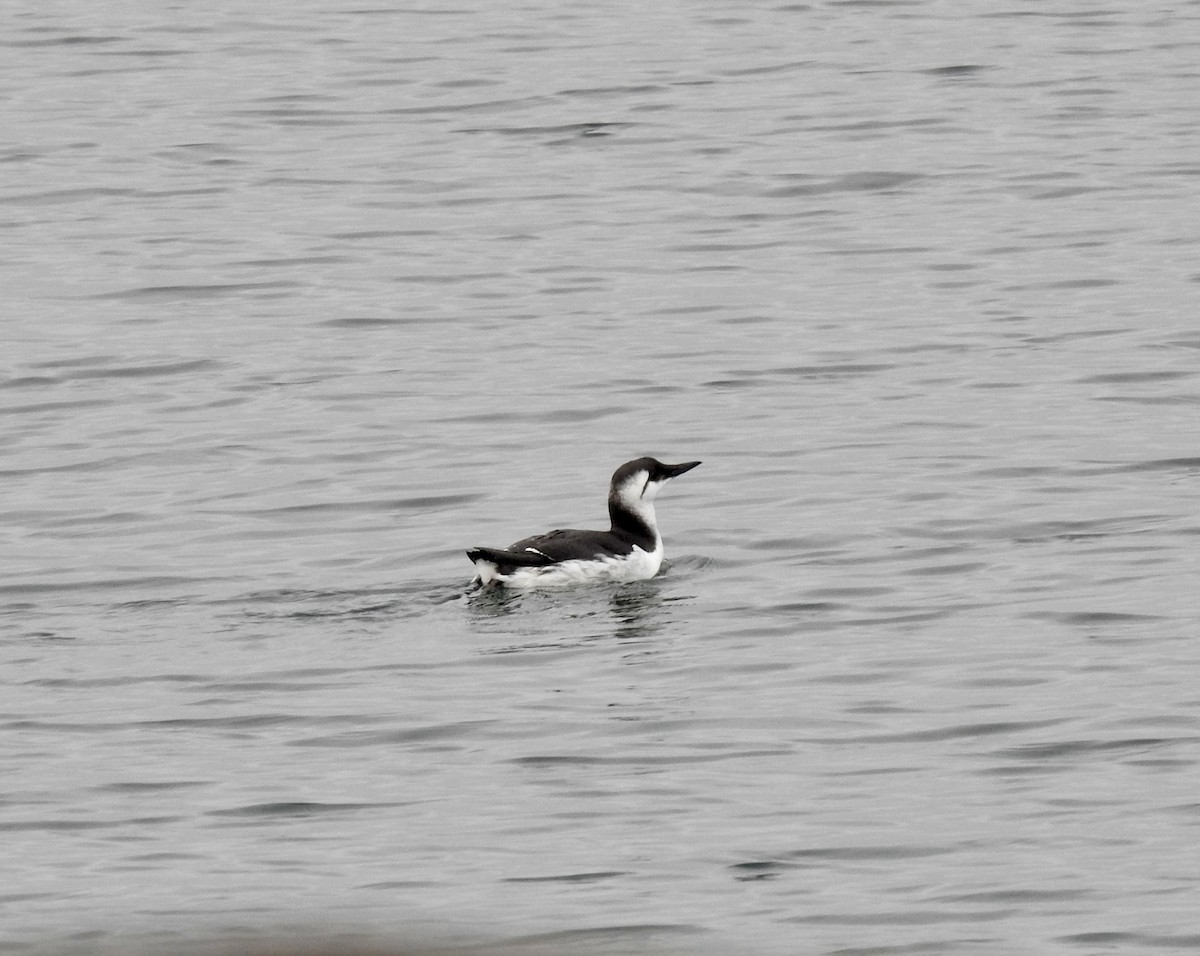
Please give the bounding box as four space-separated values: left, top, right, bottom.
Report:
468 529 629 572
466 546 556 569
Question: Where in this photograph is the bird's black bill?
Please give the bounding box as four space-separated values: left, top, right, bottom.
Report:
661 460 701 479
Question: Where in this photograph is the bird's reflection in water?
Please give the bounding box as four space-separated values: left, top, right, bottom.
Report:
607 579 665 642
463 580 526 617
465 574 688 651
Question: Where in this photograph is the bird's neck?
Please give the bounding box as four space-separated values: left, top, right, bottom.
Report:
609 494 658 547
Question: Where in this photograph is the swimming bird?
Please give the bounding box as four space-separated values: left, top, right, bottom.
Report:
467 457 701 588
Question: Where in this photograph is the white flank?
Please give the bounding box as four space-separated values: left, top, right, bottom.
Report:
472 558 501 586
476 540 663 590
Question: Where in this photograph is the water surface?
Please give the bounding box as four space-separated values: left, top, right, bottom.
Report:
4 2 1200 954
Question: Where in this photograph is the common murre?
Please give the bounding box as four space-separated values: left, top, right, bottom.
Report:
467 457 701 588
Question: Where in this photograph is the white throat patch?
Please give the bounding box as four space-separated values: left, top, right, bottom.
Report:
613 469 658 523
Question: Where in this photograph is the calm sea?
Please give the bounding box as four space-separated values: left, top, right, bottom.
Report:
3 2 1199 954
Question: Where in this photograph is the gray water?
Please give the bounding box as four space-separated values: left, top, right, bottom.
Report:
3 2 1200 954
